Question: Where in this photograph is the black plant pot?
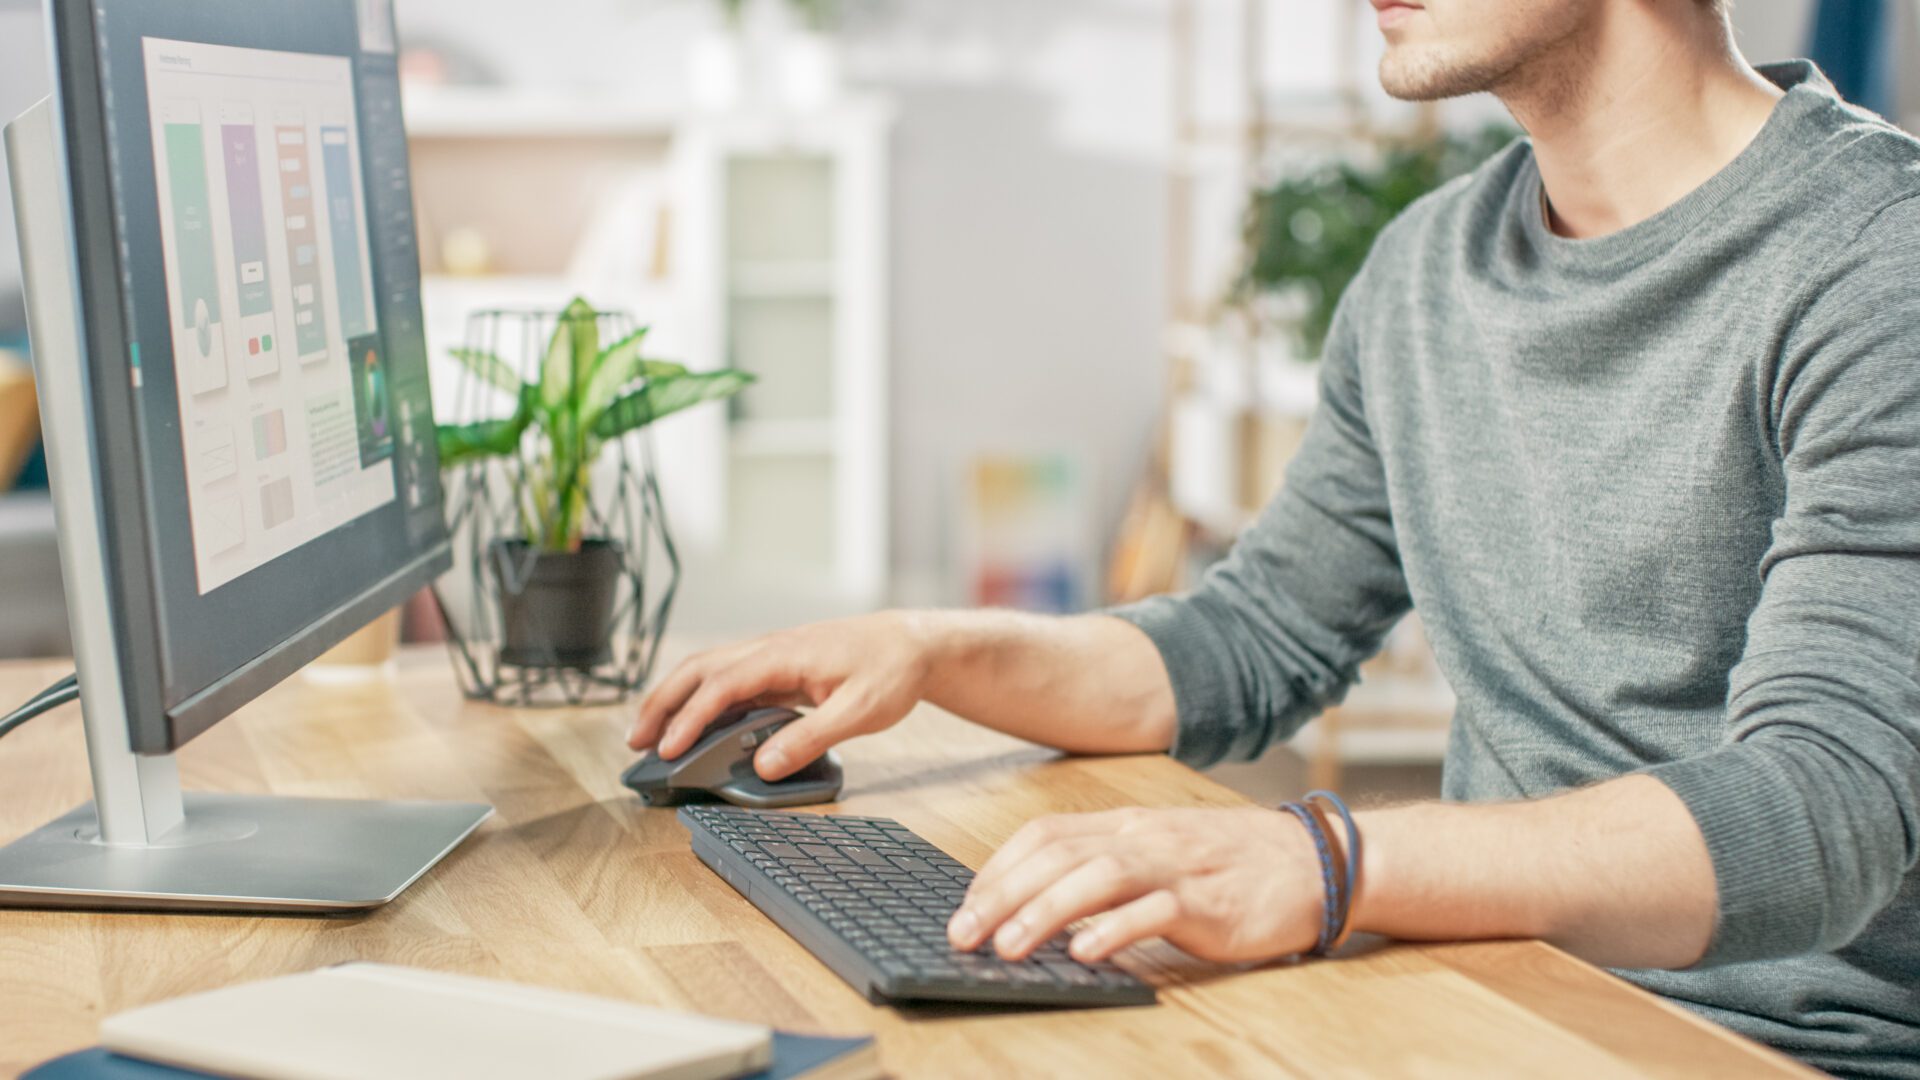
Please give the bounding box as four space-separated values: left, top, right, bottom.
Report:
490 538 625 669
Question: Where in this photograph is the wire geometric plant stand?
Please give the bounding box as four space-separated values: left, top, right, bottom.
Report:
433 306 679 707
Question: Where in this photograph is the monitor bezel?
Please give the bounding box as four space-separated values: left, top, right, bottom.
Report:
45 0 450 753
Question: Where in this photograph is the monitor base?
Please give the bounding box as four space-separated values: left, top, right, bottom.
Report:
0 792 491 912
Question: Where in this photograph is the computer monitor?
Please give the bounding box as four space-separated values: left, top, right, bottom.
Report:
0 0 490 912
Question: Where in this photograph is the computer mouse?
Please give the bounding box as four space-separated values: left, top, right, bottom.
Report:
620 705 844 810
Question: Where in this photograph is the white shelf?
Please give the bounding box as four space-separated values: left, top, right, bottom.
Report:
728 261 837 298
422 272 576 294
421 274 674 311
1289 718 1452 765
1340 676 1457 716
730 417 835 457
402 86 679 139
1287 677 1457 766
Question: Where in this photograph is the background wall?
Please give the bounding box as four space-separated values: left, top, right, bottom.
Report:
1733 0 1817 60
393 0 1172 602
0 2 51 332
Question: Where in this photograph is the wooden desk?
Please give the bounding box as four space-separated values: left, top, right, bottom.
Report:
0 652 1811 1078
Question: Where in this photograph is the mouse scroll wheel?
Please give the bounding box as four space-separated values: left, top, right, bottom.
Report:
739 723 784 751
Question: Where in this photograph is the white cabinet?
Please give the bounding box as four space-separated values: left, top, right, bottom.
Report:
676 101 892 616
406 90 892 628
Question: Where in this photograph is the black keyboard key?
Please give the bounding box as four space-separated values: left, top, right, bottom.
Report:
841 845 889 866
1043 962 1101 988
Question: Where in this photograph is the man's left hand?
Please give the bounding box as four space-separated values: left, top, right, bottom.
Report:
946 806 1330 965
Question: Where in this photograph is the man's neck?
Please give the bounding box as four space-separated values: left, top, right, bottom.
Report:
1497 5 1783 239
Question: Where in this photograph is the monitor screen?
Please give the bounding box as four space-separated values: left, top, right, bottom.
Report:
143 39 399 593
60 0 446 740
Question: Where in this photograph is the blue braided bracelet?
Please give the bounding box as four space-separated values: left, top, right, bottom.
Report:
1279 801 1339 955
1304 790 1362 949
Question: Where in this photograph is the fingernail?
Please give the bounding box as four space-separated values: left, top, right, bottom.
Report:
1070 931 1101 961
995 918 1028 956
948 909 978 946
759 748 787 776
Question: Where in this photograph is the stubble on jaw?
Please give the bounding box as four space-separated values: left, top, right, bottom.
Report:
1377 2 1597 123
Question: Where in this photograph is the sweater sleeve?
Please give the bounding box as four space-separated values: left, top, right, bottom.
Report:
1642 196 1920 966
1107 272 1412 767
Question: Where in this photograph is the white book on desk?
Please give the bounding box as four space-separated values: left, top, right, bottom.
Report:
98 963 773 1080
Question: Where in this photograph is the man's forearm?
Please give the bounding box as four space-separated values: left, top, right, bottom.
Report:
867 612 1720 968
1351 774 1718 969
907 610 1177 756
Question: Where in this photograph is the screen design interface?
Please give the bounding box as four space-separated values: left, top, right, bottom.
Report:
142 38 396 594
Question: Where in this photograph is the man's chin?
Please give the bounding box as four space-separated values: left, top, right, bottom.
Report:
1378 52 1496 102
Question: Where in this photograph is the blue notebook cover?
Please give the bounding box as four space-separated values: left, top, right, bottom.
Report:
21 1052 197 1080
26 1032 876 1080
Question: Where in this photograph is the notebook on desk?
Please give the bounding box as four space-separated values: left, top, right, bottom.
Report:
23 964 878 1080
25 1037 877 1080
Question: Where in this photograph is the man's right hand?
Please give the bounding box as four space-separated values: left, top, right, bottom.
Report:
628 608 1176 782
627 611 936 781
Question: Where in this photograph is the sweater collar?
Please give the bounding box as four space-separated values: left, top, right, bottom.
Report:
1512 60 1838 275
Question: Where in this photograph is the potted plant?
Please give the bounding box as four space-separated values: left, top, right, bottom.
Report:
694 0 853 110
437 298 752 670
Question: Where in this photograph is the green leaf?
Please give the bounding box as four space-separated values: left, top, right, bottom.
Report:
436 414 529 467
447 347 523 396
539 298 593 410
569 301 600 401
591 370 755 440
582 325 648 411
435 385 537 467
583 327 688 420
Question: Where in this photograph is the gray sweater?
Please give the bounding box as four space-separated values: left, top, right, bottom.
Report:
1112 63 1920 1077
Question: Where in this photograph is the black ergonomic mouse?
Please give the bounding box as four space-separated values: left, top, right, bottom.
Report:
621 705 844 809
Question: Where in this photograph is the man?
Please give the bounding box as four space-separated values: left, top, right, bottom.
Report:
631 0 1920 1072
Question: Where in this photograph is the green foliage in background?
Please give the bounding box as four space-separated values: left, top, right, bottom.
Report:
437 297 754 553
718 0 842 31
1239 126 1518 357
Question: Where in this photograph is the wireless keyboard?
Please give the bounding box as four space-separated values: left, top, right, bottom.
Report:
679 805 1156 1008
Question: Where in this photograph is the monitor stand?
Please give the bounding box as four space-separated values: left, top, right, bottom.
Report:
0 793 493 913
0 100 491 912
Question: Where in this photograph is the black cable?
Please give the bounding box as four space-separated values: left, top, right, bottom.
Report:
1 676 78 733
0 673 80 739
27 672 76 705
16 672 76 716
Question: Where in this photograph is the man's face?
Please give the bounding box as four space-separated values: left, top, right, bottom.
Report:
1374 0 1598 101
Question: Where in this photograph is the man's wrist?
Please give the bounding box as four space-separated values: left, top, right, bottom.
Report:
889 609 953 700
1345 801 1559 944
1346 807 1393 938
1349 804 1469 941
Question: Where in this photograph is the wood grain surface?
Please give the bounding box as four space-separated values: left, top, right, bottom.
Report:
0 651 1815 1078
